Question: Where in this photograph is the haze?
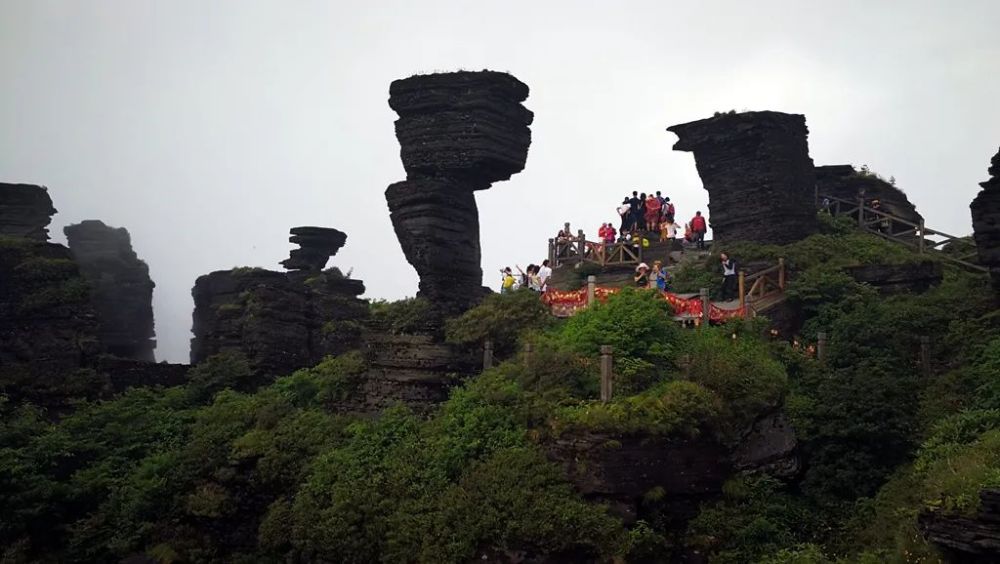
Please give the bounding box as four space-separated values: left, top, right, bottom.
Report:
1 0 998 362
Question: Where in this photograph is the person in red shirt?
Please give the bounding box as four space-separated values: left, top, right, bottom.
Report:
690 211 708 250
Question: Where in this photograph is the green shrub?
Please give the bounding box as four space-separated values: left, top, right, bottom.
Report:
445 289 554 357
369 297 433 334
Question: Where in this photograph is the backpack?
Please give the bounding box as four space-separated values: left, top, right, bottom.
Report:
666 203 675 217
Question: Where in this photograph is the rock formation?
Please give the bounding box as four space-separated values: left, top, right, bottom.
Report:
0 183 57 241
385 70 533 316
843 261 943 294
667 111 819 245
280 226 347 274
64 220 156 361
919 488 1000 562
190 227 367 378
815 164 924 237
971 147 1000 297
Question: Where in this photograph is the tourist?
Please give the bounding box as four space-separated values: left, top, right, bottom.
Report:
628 191 642 231
603 223 617 246
528 265 542 292
501 267 515 294
690 211 708 250
820 197 831 214
617 198 632 233
659 216 677 242
663 197 675 222
538 259 552 291
644 193 661 232
720 253 737 301
634 263 650 287
636 193 647 232
653 260 670 292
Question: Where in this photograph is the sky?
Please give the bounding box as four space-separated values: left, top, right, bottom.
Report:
1 0 998 363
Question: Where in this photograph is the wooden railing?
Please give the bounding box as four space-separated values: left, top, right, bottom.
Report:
739 258 785 313
820 194 987 273
549 228 643 268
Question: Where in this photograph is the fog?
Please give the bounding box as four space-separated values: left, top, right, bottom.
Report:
2 0 998 362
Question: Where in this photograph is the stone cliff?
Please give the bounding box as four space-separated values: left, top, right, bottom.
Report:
919 489 1000 562
0 182 57 240
971 147 1000 298
190 227 367 380
667 111 819 245
386 70 533 317
64 220 156 361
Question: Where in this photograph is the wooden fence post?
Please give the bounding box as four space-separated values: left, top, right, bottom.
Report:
817 331 827 361
587 275 597 305
600 345 613 403
920 336 931 376
700 288 711 327
577 229 586 259
548 238 556 267
523 342 533 370
857 197 864 227
918 221 926 254
483 339 494 370
738 271 746 313
778 257 786 290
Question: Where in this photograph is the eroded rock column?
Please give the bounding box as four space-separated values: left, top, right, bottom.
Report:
386 70 533 316
667 111 818 245
65 220 156 361
971 147 1000 298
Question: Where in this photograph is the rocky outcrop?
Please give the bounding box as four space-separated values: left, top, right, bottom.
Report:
667 111 819 245
971 147 1000 298
357 333 476 413
844 261 943 294
386 71 533 317
731 411 799 479
64 220 156 361
190 228 367 379
0 183 57 241
546 432 731 525
816 165 924 237
280 226 347 273
919 489 1000 562
0 236 101 404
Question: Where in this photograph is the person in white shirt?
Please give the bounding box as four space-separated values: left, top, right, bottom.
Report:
537 260 552 291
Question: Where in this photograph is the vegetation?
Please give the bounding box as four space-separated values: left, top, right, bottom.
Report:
1 222 997 562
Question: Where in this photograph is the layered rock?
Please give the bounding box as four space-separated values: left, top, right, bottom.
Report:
919 489 1000 562
0 183 57 241
191 227 367 379
280 226 347 273
816 165 924 237
971 147 1000 297
843 261 943 294
64 220 156 361
667 111 819 245
386 70 533 316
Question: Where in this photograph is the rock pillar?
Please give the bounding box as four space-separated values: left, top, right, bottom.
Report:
971 147 1000 298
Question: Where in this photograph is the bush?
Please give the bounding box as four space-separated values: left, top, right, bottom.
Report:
445 289 553 358
369 297 434 334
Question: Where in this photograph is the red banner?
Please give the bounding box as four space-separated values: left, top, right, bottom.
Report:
542 287 745 322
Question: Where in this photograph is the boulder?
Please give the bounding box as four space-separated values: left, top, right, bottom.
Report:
971 147 1000 298
667 111 819 245
0 183 57 241
64 220 156 361
386 70 533 316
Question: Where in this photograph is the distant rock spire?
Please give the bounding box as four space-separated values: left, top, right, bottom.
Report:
0 183 57 241
280 226 347 272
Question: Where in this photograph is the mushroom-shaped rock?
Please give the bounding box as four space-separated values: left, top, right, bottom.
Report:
280 226 347 272
385 70 533 316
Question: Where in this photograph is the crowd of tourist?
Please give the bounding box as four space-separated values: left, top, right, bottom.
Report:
500 260 552 293
611 191 708 249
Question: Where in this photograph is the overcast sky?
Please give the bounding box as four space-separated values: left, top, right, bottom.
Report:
2 0 998 362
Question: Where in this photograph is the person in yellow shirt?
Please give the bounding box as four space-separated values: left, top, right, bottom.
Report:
500 267 516 294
